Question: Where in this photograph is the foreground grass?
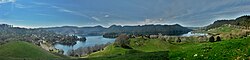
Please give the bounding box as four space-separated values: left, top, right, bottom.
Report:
0 41 63 59
169 38 250 60
87 37 250 60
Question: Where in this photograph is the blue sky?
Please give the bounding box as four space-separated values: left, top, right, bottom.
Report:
0 0 250 28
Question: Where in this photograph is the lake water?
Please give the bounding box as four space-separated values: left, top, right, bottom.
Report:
54 36 115 55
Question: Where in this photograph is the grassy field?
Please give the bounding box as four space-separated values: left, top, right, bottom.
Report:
86 38 169 60
208 24 241 34
0 41 63 60
87 36 250 60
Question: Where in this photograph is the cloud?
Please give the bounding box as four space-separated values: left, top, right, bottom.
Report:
91 17 101 21
15 20 24 22
50 5 91 18
0 0 15 4
14 3 31 8
32 2 48 5
36 13 54 17
50 5 106 21
2 0 250 27
106 18 168 26
31 2 92 19
142 18 165 24
104 15 110 18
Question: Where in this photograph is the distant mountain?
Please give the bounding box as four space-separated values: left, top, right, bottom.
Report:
39 24 192 38
103 24 192 38
39 25 106 36
206 15 250 30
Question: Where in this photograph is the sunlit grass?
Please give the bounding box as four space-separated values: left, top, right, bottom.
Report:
88 37 250 60
0 41 62 59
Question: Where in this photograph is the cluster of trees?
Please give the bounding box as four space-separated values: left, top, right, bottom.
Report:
114 34 131 49
67 43 111 57
206 15 250 30
209 36 221 42
55 35 86 45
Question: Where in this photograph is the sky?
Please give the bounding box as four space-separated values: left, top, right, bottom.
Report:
0 0 250 28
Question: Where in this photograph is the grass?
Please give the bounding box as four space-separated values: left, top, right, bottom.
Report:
129 38 171 52
208 24 241 34
87 44 134 58
0 41 63 60
169 38 250 60
89 51 169 60
87 37 250 60
87 37 174 60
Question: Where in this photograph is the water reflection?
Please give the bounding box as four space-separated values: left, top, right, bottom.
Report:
54 36 115 55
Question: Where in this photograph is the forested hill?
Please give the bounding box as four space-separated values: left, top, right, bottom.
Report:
39 24 192 37
39 26 106 36
105 24 192 36
206 15 250 30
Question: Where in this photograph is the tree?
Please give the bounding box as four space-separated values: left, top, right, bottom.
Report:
216 36 221 41
176 37 181 43
209 36 215 42
114 34 131 49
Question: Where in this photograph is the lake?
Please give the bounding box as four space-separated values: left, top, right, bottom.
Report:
54 36 115 55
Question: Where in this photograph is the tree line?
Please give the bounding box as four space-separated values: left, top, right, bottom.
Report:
206 15 250 30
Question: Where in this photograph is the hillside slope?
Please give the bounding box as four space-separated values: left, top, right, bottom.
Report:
0 41 62 59
87 36 250 60
206 15 250 29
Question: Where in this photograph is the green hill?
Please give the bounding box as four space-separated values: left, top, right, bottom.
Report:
87 36 250 60
206 15 250 30
0 41 62 59
86 38 170 60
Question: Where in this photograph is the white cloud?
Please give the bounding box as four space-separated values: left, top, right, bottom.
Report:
141 18 166 24
15 20 24 22
32 2 48 5
36 13 54 17
14 3 31 8
51 6 90 18
104 15 110 18
0 0 15 4
91 17 101 21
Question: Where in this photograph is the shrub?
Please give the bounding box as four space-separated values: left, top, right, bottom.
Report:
216 36 221 41
67 43 110 57
209 36 215 42
114 34 131 49
176 37 181 43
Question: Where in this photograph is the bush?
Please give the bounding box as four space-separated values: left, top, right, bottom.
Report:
67 43 111 57
216 36 221 41
176 38 181 43
209 36 215 42
114 34 131 49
